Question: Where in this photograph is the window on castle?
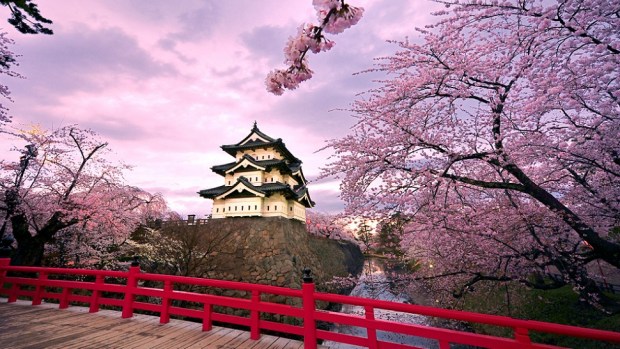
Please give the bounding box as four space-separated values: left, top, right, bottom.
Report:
255 205 258 210
223 208 225 212
235 206 237 211
290 207 292 211
262 156 265 159
268 155 271 159
274 205 277 210
228 181 231 185
216 208 219 213
256 177 258 181
241 206 244 210
267 206 270 211
229 206 231 211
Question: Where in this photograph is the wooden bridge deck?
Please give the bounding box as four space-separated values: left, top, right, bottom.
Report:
0 301 329 349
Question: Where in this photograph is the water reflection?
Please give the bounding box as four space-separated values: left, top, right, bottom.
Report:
324 258 438 349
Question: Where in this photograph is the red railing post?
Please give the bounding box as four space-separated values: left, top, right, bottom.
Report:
89 274 104 313
250 290 261 340
32 271 47 305
121 258 141 319
8 282 18 302
302 268 317 349
515 327 533 348
160 280 172 324
202 302 213 331
0 258 10 296
364 305 378 349
59 287 72 309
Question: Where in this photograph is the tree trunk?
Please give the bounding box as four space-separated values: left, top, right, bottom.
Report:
12 235 46 266
10 213 46 266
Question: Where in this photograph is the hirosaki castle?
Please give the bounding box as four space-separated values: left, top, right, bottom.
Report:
199 123 314 222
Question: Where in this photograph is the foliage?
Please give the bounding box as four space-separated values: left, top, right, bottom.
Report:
458 282 620 349
0 125 169 266
315 0 620 304
355 219 374 252
266 0 363 94
1 0 53 34
374 213 407 258
130 224 232 282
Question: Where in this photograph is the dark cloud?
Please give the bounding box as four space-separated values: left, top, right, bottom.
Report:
240 25 292 66
158 1 220 51
80 115 150 141
309 187 345 213
10 24 176 99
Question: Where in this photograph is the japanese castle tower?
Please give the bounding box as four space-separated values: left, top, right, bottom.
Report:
199 123 314 222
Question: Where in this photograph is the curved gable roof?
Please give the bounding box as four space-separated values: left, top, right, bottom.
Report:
295 186 315 208
214 177 266 200
237 122 276 145
220 123 300 163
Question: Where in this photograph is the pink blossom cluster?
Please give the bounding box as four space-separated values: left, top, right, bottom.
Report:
0 32 20 125
266 0 363 95
317 2 364 34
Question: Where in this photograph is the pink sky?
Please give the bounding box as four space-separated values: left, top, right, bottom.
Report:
1 0 439 217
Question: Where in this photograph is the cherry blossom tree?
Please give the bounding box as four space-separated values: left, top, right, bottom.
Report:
0 125 169 266
0 31 19 126
266 0 363 95
316 0 619 301
306 210 356 241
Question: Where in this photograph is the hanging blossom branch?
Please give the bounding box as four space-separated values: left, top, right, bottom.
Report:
265 0 364 95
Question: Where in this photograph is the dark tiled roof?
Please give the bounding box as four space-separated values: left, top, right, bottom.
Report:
220 124 300 163
221 139 299 163
197 185 228 197
243 123 276 143
198 177 314 207
211 161 237 173
211 154 304 179
294 185 315 207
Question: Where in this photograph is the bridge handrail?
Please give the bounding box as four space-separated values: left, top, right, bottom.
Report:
315 292 620 343
1 258 619 349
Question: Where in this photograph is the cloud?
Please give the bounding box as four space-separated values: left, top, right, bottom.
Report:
10 24 176 100
0 0 443 217
240 25 292 66
158 0 220 51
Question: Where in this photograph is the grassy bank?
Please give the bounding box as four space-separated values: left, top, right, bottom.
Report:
458 283 620 348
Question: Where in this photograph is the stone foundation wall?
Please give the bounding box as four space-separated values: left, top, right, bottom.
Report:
191 217 362 291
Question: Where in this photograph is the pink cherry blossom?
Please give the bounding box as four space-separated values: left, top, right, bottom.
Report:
266 1 363 95
321 0 620 303
0 32 20 125
0 126 172 266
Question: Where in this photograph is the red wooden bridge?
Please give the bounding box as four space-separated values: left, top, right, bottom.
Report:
1 258 619 348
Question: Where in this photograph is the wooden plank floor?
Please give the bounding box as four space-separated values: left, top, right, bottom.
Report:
0 300 330 349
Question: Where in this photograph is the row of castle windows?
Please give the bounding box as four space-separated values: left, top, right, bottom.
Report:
243 153 273 160
215 205 294 213
228 177 277 185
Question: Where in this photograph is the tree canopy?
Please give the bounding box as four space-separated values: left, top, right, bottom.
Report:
0 126 169 266
275 0 620 303
1 0 53 35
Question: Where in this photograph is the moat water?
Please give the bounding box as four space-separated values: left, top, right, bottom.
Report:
323 258 439 349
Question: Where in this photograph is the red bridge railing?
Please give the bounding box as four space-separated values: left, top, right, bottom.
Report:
1 258 619 349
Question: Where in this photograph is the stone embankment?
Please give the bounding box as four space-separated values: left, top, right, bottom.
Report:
182 217 363 291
